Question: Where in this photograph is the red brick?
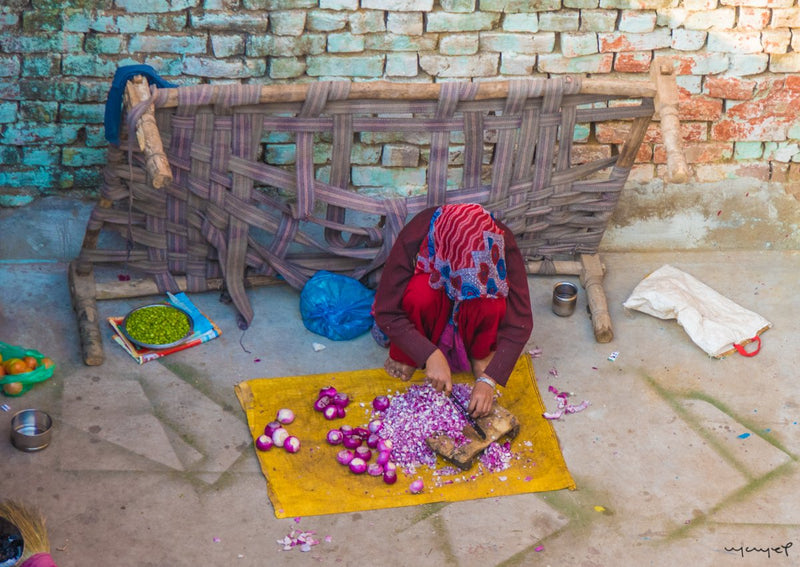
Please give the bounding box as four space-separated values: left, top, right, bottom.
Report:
595 121 630 144
634 142 654 163
644 121 707 143
571 144 612 165
678 95 724 121
712 77 800 141
655 141 733 164
704 76 757 100
614 51 652 73
786 75 800 91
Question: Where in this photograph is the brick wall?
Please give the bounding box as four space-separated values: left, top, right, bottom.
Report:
1 0 799 210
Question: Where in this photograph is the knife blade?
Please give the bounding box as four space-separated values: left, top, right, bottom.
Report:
450 393 487 440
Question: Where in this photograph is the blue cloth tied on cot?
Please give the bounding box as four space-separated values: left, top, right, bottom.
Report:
104 64 178 146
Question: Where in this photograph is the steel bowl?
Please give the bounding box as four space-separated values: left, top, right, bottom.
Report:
10 409 53 452
120 303 194 350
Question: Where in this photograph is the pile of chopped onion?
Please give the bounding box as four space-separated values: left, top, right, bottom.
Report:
478 441 513 473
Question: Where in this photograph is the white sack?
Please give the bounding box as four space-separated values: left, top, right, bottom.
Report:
623 264 771 357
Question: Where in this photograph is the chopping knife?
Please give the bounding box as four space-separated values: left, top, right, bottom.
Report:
450 393 487 440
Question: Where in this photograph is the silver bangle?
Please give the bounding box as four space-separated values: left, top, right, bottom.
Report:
476 376 496 389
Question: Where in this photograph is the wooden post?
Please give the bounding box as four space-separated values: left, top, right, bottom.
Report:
579 254 613 344
652 58 690 184
124 75 173 189
69 260 104 366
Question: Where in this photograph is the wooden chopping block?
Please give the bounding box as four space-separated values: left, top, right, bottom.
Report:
426 402 520 470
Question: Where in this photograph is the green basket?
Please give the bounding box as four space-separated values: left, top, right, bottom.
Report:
0 341 55 396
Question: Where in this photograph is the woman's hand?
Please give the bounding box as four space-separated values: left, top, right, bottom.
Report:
424 349 452 395
468 379 495 417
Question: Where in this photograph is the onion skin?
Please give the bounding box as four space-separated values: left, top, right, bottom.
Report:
409 479 425 494
326 429 344 445
271 427 289 448
276 408 295 425
284 436 301 453
264 420 282 437
372 395 390 411
255 434 273 451
348 457 367 474
336 449 355 465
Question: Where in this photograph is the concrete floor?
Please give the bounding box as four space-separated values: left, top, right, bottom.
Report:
1 198 799 566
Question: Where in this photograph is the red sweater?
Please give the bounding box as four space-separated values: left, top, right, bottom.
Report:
373 207 533 387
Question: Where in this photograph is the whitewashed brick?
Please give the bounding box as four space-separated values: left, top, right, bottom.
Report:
561 32 599 57
761 29 791 53
737 7 770 30
683 0 717 8
581 9 618 31
538 52 613 73
387 12 424 35
672 28 708 50
619 10 657 33
538 11 580 31
418 53 499 77
270 11 306 36
656 8 686 27
307 11 347 31
320 0 358 9
708 30 762 53
349 11 386 34
564 0 599 7
502 13 538 32
676 74 703 93
771 8 800 28
684 8 736 30
479 32 556 54
728 53 769 75
440 33 479 55
362 0 433 10
499 53 537 75
769 52 800 73
385 53 419 77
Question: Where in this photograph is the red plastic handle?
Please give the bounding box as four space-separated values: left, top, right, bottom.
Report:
733 335 761 357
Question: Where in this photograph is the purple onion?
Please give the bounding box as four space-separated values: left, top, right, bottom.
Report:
336 449 355 465
367 463 384 476
255 434 273 451
276 408 295 425
372 395 390 412
409 479 425 494
377 438 393 453
336 406 347 419
319 386 338 398
352 427 369 439
354 446 372 462
348 457 367 474
264 420 282 437
376 450 391 466
383 469 397 484
339 424 353 435
332 392 350 408
368 419 383 434
342 435 362 449
366 433 380 449
313 395 331 412
326 429 344 445
271 427 289 447
383 461 397 473
323 405 339 420
283 436 301 453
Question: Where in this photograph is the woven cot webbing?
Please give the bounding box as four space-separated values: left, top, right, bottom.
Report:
82 77 655 327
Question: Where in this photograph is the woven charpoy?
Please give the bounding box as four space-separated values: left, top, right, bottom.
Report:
80 77 654 328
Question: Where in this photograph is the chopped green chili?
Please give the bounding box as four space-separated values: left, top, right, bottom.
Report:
125 305 191 346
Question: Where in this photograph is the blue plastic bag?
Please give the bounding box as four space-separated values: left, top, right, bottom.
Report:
299 271 376 341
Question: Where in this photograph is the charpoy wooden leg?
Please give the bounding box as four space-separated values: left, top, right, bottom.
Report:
68 260 104 366
579 253 613 343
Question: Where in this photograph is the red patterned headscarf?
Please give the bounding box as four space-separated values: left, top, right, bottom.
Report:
415 204 509 302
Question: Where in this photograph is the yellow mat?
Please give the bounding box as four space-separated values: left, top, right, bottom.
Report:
235 356 575 518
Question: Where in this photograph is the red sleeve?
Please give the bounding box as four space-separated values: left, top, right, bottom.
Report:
482 221 533 386
372 208 439 368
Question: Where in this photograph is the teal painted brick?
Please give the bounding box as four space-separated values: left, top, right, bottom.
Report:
0 13 20 27
328 32 366 53
500 53 536 74
573 124 591 142
192 12 269 32
129 35 208 54
425 12 500 32
580 10 617 32
269 57 306 78
565 0 599 7
320 0 358 8
0 32 83 53
22 9 62 32
539 11 580 31
22 54 61 77
243 0 317 9
19 80 80 101
349 11 386 34
270 11 306 35
419 53 499 77
211 35 245 57
117 16 149 34
481 0 560 11
306 54 385 77
360 131 431 145
0 168 57 189
387 13 424 35
182 57 267 78
503 13 539 32
382 144 420 167
2 124 80 145
307 11 347 32
72 167 103 191
115 0 195 13
64 12 104 32
141 56 184 78
63 55 116 77
480 32 556 54
264 132 293 144
20 101 58 122
0 146 20 165
734 142 764 160
787 122 800 140
440 0 475 12
350 144 381 164
85 34 125 55
0 102 17 123
22 147 60 166
561 32 599 57
60 103 105 124
77 81 116 103
362 0 433 9
0 56 21 77
62 147 107 167
148 13 189 32
84 126 108 147
386 52 419 76
538 52 614 73
365 34 438 52
248 35 326 57
0 82 21 100
440 34 479 55
266 144 296 164
351 166 427 188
